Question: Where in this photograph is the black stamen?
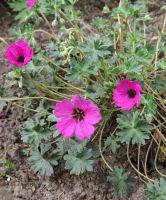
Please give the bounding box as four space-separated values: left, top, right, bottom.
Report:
17 56 25 63
127 89 136 98
72 108 85 121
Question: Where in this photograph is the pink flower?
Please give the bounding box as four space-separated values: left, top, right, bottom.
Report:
113 79 142 110
26 0 37 9
4 40 33 67
53 95 101 140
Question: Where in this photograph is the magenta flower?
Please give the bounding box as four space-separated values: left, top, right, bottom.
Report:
4 40 33 67
53 95 101 140
26 0 37 9
113 79 142 110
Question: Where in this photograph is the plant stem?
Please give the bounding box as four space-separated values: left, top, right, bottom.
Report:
143 22 147 46
154 14 166 78
39 12 58 41
144 139 153 179
0 96 59 102
0 37 8 45
58 9 83 41
99 121 113 172
118 0 124 52
55 75 86 93
127 144 154 182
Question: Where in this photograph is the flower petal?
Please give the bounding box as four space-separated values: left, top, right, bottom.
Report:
4 40 33 67
54 99 74 118
26 0 37 8
113 79 142 110
84 106 101 124
75 121 95 140
56 118 76 138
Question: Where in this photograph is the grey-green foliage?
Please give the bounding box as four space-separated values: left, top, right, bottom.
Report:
64 148 94 175
111 0 148 19
142 94 157 115
29 144 59 176
79 35 113 63
55 138 77 156
67 35 113 84
86 83 105 100
104 136 120 153
0 101 6 112
9 0 80 23
107 167 135 198
9 0 30 22
21 99 56 147
92 17 109 31
6 67 23 88
21 118 52 147
64 140 94 175
152 76 166 94
66 58 99 84
145 178 166 200
117 111 152 145
117 45 155 79
142 94 157 123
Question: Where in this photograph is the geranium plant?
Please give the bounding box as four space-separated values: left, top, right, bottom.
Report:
0 0 166 198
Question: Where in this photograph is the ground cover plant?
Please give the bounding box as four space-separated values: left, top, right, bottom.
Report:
0 0 166 199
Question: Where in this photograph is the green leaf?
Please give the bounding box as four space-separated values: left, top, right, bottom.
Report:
161 5 166 12
156 59 166 70
145 178 166 200
117 111 152 145
56 138 77 156
103 5 111 14
9 0 26 12
0 101 6 112
6 70 23 88
107 167 135 198
5 158 15 172
35 100 51 119
0 167 6 177
142 94 157 114
50 126 60 137
21 119 52 146
92 17 108 30
66 58 99 84
29 144 58 176
47 114 57 122
79 35 113 63
152 76 166 94
64 148 94 175
0 86 5 97
0 157 15 178
9 0 32 22
86 83 105 100
111 0 147 19
104 136 120 153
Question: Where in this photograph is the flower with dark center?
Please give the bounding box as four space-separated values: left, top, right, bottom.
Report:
127 89 136 98
17 56 25 63
4 40 33 67
113 79 142 110
72 108 85 121
53 95 101 140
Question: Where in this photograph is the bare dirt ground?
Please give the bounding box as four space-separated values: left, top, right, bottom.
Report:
0 1 165 200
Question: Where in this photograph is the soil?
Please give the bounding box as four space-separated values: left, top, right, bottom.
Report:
0 1 165 200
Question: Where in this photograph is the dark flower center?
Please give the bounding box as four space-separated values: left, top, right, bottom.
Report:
17 56 25 63
127 89 136 98
72 108 85 121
